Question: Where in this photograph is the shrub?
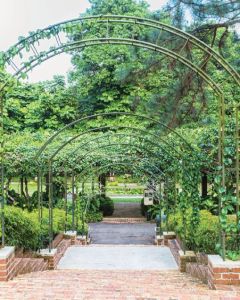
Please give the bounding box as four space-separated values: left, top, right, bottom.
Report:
0 206 87 251
168 210 239 255
85 211 103 223
193 210 220 253
30 208 87 244
168 210 220 254
99 196 114 216
141 198 148 216
92 195 114 216
55 196 103 223
0 206 41 250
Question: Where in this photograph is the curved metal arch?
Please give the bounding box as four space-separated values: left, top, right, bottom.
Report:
66 131 179 163
67 142 176 174
63 143 184 188
64 143 196 191
2 17 236 254
2 15 239 86
70 143 167 177
36 112 196 160
78 151 163 167
48 125 188 165
81 152 164 175
5 38 223 97
80 161 163 186
40 137 170 175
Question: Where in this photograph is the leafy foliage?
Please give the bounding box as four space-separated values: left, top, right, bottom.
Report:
0 0 239 259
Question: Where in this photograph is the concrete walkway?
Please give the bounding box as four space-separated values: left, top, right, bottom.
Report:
112 202 142 218
58 245 178 270
89 222 155 244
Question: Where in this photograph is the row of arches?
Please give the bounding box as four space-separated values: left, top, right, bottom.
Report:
0 15 239 258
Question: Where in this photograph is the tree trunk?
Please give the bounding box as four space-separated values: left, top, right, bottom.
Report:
98 174 106 196
201 173 208 198
20 176 25 197
24 177 30 210
5 177 11 195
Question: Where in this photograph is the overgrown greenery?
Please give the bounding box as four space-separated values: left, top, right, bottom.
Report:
0 0 239 258
168 209 239 254
0 206 87 251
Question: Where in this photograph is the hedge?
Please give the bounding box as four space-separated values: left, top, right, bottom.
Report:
0 206 87 251
168 210 237 254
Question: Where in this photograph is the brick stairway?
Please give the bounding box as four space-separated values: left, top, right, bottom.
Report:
0 269 239 299
12 257 48 277
102 217 146 223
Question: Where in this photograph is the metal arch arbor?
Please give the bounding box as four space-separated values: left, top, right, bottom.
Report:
35 112 194 159
41 128 200 251
0 15 239 255
38 121 198 241
61 134 188 181
80 159 163 186
1 15 239 85
60 130 199 195
35 111 198 248
35 112 197 223
38 125 187 251
80 160 173 238
38 134 180 248
71 158 165 243
43 152 165 251
70 144 169 181
65 133 181 168
47 125 185 162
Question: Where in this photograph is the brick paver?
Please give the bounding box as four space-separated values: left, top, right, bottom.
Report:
0 269 239 299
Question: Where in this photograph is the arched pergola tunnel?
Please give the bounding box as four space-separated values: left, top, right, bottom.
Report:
33 112 203 252
0 15 239 259
38 148 167 251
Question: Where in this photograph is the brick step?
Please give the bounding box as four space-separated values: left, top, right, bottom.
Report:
12 257 48 277
102 217 147 223
1 270 239 299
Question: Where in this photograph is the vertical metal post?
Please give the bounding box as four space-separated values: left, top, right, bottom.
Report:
236 105 239 227
0 92 5 248
37 167 43 249
0 160 4 248
91 176 95 194
37 168 41 223
48 161 53 252
82 182 85 194
218 94 226 260
71 170 75 231
181 161 186 255
76 178 79 196
158 180 162 234
40 170 44 248
64 168 68 233
75 176 79 232
80 180 85 235
173 174 177 226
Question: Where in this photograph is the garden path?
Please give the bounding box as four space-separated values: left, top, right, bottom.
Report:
0 269 239 299
1 202 239 299
57 245 178 270
112 201 142 218
89 222 155 244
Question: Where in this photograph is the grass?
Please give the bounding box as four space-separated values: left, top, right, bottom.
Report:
10 181 37 196
111 197 142 203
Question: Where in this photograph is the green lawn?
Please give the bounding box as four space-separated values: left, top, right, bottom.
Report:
111 197 142 203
